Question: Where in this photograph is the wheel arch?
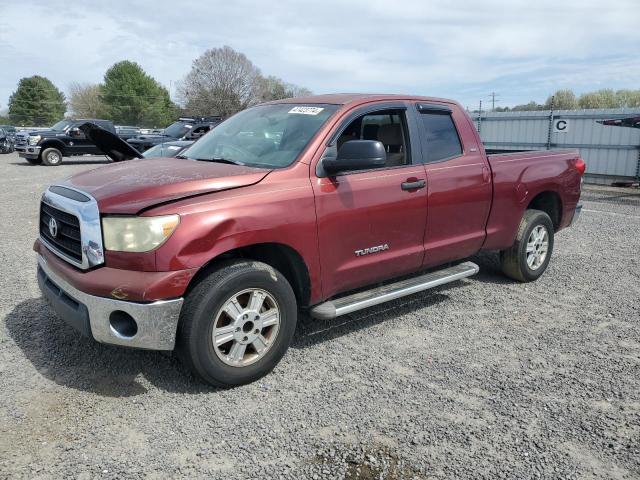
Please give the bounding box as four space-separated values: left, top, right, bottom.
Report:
186 242 312 307
526 190 562 231
40 139 66 155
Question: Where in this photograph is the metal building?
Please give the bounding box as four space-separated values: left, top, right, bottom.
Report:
471 108 640 184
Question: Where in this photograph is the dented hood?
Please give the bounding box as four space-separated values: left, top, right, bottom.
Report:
61 157 271 214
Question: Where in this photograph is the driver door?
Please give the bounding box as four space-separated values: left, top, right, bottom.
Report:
312 103 428 298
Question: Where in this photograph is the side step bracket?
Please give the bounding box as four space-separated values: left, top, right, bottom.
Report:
310 261 479 320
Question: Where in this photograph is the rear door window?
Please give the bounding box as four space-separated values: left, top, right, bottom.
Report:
418 112 462 162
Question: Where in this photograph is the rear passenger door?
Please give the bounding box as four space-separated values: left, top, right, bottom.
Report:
312 103 428 298
413 103 492 268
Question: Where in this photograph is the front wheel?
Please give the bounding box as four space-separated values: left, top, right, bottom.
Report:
41 147 63 166
500 209 554 282
177 260 297 387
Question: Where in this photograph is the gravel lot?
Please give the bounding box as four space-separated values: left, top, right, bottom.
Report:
0 152 639 479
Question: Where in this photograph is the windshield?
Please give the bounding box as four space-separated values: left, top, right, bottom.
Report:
143 143 188 158
51 120 71 131
181 104 339 168
163 121 191 138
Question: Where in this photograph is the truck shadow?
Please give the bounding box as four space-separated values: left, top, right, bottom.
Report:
467 251 515 286
4 298 210 398
292 291 450 350
6 287 465 398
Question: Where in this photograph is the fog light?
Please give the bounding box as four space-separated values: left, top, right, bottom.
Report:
109 311 138 338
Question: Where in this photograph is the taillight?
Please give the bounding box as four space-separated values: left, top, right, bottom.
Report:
574 157 586 176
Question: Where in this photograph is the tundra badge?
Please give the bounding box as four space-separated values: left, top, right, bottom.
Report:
355 244 389 257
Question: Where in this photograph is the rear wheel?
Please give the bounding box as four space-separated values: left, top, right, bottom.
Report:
41 147 63 166
177 260 297 387
500 209 554 282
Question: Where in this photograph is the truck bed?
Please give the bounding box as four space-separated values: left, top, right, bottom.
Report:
482 148 582 251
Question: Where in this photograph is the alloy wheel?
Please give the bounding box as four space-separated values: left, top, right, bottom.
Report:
211 288 280 367
526 225 549 270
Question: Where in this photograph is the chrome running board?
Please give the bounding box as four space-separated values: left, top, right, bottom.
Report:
310 261 479 320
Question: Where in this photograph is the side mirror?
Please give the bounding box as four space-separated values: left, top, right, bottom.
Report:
323 140 386 174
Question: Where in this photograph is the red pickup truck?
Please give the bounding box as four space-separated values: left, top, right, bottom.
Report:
35 94 584 386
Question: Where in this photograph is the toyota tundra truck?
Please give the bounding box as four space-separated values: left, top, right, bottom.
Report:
35 94 584 387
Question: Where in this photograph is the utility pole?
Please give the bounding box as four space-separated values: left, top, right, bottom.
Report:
546 95 555 151
489 92 499 111
477 100 482 133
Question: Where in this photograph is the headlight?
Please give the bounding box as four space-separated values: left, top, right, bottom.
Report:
102 215 180 252
28 135 41 145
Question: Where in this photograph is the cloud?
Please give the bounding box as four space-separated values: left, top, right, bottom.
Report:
0 0 638 111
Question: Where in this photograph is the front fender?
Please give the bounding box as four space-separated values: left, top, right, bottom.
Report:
147 171 324 302
39 138 66 154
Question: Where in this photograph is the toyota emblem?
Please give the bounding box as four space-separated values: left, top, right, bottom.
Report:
48 217 58 238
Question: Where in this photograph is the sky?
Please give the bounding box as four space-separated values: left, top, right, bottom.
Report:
0 0 639 112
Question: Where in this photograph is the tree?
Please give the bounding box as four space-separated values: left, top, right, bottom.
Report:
178 46 262 117
511 101 543 111
101 61 177 127
545 89 578 110
68 82 104 118
8 76 66 126
614 89 640 108
578 89 618 109
257 75 311 102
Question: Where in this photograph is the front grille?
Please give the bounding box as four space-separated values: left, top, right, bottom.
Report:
15 135 28 147
40 203 82 262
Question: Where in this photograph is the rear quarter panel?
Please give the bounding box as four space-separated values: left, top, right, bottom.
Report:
483 149 582 250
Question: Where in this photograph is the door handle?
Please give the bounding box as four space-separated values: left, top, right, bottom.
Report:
401 179 426 191
482 166 490 183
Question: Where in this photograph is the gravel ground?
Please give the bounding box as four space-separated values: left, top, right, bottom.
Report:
0 152 639 479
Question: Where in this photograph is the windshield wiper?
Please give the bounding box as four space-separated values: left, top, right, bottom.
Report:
196 157 245 165
175 154 190 159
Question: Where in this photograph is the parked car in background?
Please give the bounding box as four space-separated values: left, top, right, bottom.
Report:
15 119 116 165
0 127 15 153
0 125 17 140
36 94 584 387
115 125 141 141
139 128 163 135
126 116 221 152
142 140 194 158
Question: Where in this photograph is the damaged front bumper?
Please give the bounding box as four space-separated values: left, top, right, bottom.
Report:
37 254 184 350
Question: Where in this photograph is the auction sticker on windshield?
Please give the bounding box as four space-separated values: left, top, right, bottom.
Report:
288 106 324 115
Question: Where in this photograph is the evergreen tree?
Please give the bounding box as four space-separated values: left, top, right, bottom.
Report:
101 61 176 127
8 76 66 126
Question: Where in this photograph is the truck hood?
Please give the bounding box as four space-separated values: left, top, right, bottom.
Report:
61 157 271 214
24 129 60 137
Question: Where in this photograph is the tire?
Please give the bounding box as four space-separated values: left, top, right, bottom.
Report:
25 156 42 165
500 209 554 282
177 260 297 387
41 147 63 166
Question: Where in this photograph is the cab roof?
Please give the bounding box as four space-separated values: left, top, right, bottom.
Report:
265 93 457 107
